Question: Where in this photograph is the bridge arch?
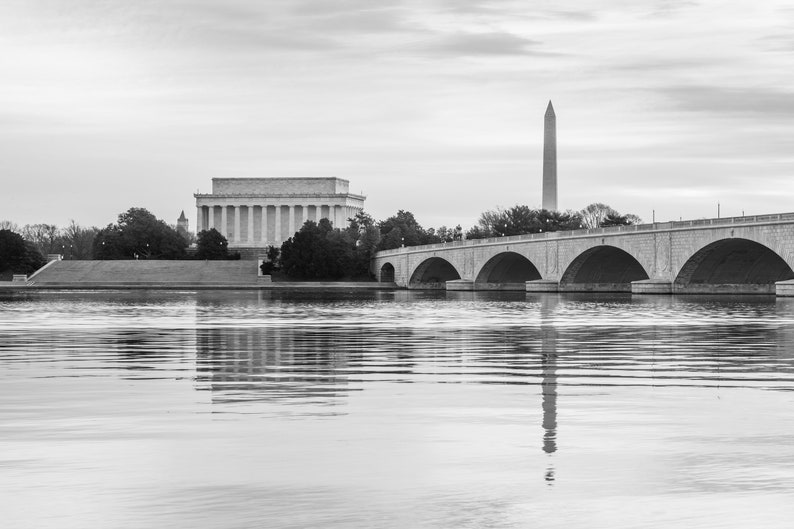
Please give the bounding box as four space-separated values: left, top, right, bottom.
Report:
379 262 395 283
675 238 794 294
409 257 461 289
560 245 649 292
474 251 542 290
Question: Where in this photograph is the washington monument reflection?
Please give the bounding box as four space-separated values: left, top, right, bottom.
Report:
539 295 559 482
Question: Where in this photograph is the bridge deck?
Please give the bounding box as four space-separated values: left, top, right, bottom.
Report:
376 212 794 256
373 212 794 295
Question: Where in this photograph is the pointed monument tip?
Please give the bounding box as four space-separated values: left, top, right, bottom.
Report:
545 100 555 116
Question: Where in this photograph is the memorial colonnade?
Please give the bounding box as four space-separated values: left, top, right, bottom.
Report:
195 201 360 246
195 177 367 250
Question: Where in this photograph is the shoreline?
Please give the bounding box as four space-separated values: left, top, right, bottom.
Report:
0 281 399 291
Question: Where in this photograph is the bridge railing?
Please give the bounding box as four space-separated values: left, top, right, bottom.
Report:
374 212 794 257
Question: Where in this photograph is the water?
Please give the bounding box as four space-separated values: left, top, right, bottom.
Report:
2 290 794 528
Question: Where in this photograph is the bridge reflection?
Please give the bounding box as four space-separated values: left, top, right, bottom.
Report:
185 290 794 485
194 325 357 407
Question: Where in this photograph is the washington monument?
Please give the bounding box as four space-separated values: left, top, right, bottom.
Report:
542 100 557 211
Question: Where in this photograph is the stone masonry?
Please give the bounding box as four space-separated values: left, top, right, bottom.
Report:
195 177 365 251
372 213 794 295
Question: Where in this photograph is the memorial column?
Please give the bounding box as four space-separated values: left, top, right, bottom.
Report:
234 206 241 243
260 205 268 244
208 206 215 230
334 205 342 228
196 206 203 233
220 205 228 238
247 205 255 243
274 205 282 244
288 205 295 236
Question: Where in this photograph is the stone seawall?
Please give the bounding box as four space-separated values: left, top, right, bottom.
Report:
7 259 395 291
29 260 260 286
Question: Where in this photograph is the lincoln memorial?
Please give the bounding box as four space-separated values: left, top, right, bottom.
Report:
194 177 366 251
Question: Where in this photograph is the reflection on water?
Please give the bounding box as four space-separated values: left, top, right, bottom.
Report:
540 296 559 487
196 326 355 407
2 290 794 528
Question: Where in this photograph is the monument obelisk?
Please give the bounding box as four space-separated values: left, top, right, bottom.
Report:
542 100 557 211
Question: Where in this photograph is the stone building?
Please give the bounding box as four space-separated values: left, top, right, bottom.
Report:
176 210 189 237
194 177 366 252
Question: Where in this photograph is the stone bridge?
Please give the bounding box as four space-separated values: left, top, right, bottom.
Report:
372 213 794 295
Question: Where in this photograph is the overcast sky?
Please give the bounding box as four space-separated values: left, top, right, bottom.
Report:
1 0 793 231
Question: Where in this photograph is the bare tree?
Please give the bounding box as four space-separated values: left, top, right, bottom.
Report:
61 220 99 259
580 204 642 228
625 214 643 225
579 203 618 229
0 220 19 232
22 224 60 256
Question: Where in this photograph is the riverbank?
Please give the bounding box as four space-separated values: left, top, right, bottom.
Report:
0 260 398 291
0 281 397 291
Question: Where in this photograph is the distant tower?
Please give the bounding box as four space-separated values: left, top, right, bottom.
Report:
542 101 557 211
177 210 189 236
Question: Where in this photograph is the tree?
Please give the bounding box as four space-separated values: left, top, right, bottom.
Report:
380 227 405 250
536 209 584 232
195 228 229 259
174 224 196 246
353 224 381 277
0 220 19 232
266 245 280 264
579 203 642 228
280 219 340 279
278 217 376 280
465 225 492 240
260 245 281 275
0 229 45 277
466 205 583 239
625 214 643 225
22 224 60 256
434 225 463 243
0 229 26 274
377 210 437 250
60 221 99 259
22 242 45 273
344 211 381 277
601 213 633 227
93 207 188 259
579 203 617 229
347 210 375 233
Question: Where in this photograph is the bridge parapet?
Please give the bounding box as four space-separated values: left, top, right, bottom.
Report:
373 212 794 294
375 213 794 258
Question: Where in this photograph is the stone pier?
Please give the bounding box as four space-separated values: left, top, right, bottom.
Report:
373 213 794 295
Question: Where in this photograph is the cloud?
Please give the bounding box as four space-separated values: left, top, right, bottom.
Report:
612 57 726 73
660 85 794 118
413 31 546 57
757 33 794 52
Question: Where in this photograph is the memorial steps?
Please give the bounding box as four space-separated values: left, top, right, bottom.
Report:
27 260 260 288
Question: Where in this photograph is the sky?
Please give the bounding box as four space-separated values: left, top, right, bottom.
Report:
1 0 793 231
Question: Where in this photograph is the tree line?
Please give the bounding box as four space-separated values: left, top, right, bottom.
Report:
266 202 639 280
464 202 641 239
0 209 193 278
0 220 100 279
1 201 639 280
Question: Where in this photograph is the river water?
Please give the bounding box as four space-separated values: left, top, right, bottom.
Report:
1 290 794 528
